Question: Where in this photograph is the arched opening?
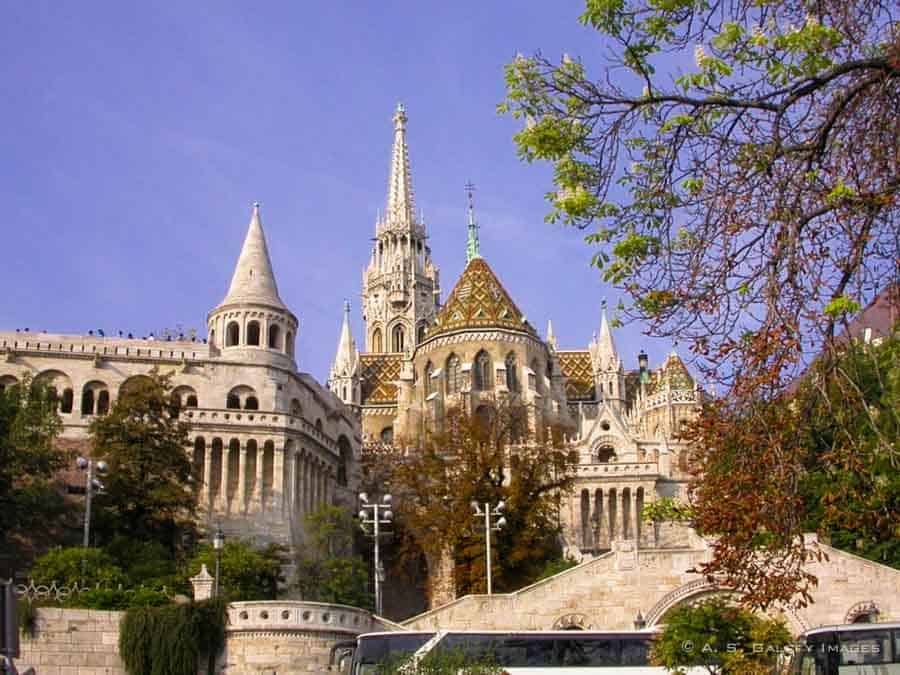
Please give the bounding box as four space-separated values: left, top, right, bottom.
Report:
226 394 240 409
372 328 383 352
595 446 616 463
246 439 258 498
35 370 73 412
81 388 95 416
416 322 427 343
193 437 206 485
290 398 302 416
607 488 617 543
337 436 351 487
262 441 275 509
380 426 394 444
247 321 261 346
445 354 461 395
226 321 240 347
244 396 259 410
391 324 405 353
285 330 295 356
580 489 591 549
424 361 434 396
594 489 604 549
97 390 110 415
530 358 542 393
268 323 281 350
172 386 198 409
59 388 73 414
505 352 518 392
622 487 631 539
210 438 223 502
315 418 323 433
473 350 492 391
227 385 256 411
186 394 198 408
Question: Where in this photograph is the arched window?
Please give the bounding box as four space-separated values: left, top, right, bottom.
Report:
392 324 405 353
247 321 261 346
446 354 461 395
416 322 427 343
81 388 95 416
244 396 259 410
285 330 295 356
226 394 241 409
530 358 541 392
209 329 216 347
97 390 110 415
186 394 198 408
473 350 492 391
226 322 240 347
60 388 74 414
315 418 323 432
595 446 616 463
371 328 382 352
290 398 302 416
380 426 394 444
268 324 281 349
424 361 434 396
505 352 518 392
337 436 351 487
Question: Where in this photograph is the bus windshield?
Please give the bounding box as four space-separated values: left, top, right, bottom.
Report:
352 632 435 675
793 623 900 675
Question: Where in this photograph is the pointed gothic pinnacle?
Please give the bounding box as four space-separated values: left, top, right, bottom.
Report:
385 102 416 230
546 319 557 349
465 182 481 264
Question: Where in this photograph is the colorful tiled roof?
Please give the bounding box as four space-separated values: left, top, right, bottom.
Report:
557 350 595 401
658 352 694 390
360 353 401 404
428 257 536 338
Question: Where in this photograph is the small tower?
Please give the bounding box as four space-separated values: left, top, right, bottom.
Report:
207 203 298 370
329 300 360 407
589 301 626 411
362 104 440 354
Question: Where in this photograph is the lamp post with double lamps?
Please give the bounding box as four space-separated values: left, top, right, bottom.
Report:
471 500 507 595
213 526 225 598
358 493 393 616
76 457 108 548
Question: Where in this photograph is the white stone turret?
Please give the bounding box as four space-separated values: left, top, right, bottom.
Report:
589 302 625 411
546 319 557 351
207 203 298 369
328 300 360 406
362 103 440 354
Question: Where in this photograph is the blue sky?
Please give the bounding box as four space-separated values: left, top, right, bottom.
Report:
0 1 684 383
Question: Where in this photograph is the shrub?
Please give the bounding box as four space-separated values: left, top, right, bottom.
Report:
29 546 125 587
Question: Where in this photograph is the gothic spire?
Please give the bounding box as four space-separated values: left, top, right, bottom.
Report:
330 299 358 378
590 300 621 372
465 182 481 264
221 203 287 309
382 102 417 231
546 319 557 350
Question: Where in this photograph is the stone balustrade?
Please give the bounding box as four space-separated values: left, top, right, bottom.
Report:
0 332 209 362
184 408 337 451
575 461 657 476
226 600 379 635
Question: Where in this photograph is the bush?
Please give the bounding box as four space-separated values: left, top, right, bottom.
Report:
295 556 373 609
536 556 578 581
64 587 170 610
184 540 286 601
30 546 125 587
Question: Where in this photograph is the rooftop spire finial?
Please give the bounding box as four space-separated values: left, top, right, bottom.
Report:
382 103 416 232
465 181 481 264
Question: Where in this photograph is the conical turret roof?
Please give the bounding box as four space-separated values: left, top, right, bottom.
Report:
428 257 536 339
220 203 287 310
330 300 359 378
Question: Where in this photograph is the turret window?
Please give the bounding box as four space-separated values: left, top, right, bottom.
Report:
286 331 295 356
268 324 281 350
473 350 492 391
392 324 405 353
372 328 383 352
226 322 240 347
244 396 259 410
416 322 427 344
505 352 518 392
247 321 261 346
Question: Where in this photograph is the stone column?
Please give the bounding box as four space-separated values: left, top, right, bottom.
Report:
621 492 629 540
220 445 231 513
203 445 213 512
288 450 297 514
274 445 284 514
237 443 248 513
303 457 312 514
255 444 264 512
633 492 642 547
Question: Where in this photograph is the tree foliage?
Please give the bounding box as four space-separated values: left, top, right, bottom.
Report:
0 375 69 554
686 327 900 608
185 540 286 602
651 597 792 675
501 0 899 395
379 400 575 598
90 370 197 555
294 504 373 609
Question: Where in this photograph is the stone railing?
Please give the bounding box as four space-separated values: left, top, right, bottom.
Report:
642 389 698 410
226 600 380 635
576 462 658 476
0 333 208 362
183 409 337 451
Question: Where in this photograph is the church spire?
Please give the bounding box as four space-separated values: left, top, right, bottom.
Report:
329 299 360 405
465 182 481 264
546 318 557 350
382 102 417 231
597 300 618 362
221 202 286 309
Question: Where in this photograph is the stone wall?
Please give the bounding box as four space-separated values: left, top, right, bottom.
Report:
15 601 400 675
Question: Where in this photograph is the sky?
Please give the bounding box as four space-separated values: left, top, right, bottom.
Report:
0 1 684 383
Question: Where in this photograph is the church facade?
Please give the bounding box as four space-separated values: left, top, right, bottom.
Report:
328 104 705 564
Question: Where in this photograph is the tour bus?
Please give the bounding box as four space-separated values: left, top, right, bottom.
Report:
346 629 685 675
792 622 900 675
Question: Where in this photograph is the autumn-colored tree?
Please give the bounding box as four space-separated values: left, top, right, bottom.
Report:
90 370 198 557
381 399 574 603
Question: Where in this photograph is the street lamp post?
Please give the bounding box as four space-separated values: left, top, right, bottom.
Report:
213 526 225 598
76 457 108 548
358 493 393 616
471 501 507 595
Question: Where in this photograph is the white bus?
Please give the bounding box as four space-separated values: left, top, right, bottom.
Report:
347 629 685 675
792 622 900 675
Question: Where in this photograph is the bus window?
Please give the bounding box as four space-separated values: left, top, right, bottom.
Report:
838 631 890 669
558 638 619 667
621 639 652 666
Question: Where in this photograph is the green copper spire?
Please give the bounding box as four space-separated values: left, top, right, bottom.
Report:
465 181 481 264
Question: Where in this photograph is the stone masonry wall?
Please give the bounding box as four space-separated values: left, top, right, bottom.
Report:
17 607 125 675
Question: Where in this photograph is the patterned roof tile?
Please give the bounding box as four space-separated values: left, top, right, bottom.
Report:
360 353 402 404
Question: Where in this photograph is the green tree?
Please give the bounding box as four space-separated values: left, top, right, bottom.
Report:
185 540 286 601
294 504 373 609
0 375 70 558
29 546 125 588
651 598 791 675
501 0 898 396
90 370 197 555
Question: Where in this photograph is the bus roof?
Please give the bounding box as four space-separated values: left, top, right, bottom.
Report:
356 629 661 639
804 622 900 637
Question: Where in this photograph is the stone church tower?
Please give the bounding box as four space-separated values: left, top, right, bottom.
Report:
361 103 440 355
